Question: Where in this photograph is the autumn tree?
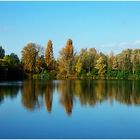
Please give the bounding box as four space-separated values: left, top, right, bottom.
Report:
75 57 83 75
117 49 132 79
107 51 114 70
117 49 132 72
57 39 75 78
107 51 118 78
131 49 140 75
36 55 46 73
112 56 118 71
122 49 132 73
45 40 55 71
21 43 43 74
78 48 87 73
87 48 98 73
95 54 107 78
75 48 98 77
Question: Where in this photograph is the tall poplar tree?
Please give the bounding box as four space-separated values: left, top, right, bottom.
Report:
45 40 54 70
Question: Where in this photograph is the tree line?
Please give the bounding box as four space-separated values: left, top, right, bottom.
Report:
1 39 140 80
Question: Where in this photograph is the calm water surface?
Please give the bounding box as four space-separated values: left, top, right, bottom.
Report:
0 80 140 138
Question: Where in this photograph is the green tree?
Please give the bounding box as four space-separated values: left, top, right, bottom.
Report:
76 48 98 76
3 53 19 67
118 49 132 72
0 46 5 59
117 49 132 78
87 48 98 73
107 51 118 78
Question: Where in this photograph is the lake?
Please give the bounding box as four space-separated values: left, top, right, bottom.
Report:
0 80 140 138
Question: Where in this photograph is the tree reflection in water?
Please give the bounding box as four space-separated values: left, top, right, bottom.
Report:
0 83 20 104
44 81 54 113
57 80 74 116
1 80 140 115
21 80 40 110
21 80 54 111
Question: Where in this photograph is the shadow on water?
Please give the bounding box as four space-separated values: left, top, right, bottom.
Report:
1 80 140 115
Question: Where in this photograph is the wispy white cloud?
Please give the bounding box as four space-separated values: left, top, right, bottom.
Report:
133 40 140 46
98 40 140 54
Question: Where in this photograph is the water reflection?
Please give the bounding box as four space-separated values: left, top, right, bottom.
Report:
44 81 54 113
1 80 140 115
0 83 20 104
57 80 74 115
21 80 41 110
21 80 54 111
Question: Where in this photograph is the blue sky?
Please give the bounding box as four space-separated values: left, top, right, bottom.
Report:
0 1 140 58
